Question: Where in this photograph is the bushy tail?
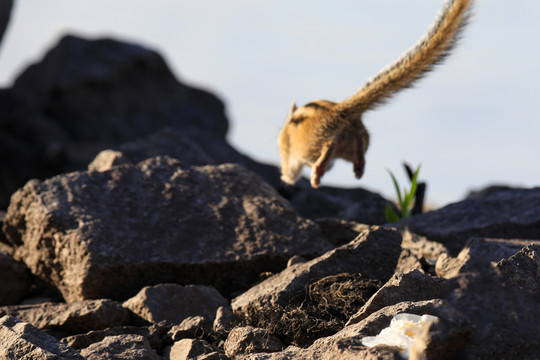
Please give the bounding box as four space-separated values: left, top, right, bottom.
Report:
335 0 473 119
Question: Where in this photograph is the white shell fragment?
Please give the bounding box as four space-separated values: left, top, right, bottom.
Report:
361 313 438 358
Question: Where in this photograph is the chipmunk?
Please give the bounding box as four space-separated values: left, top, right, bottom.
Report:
278 0 473 188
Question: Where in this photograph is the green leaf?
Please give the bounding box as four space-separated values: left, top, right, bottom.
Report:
386 169 403 207
385 203 401 223
384 164 422 222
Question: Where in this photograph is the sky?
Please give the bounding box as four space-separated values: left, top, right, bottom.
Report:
1 1 539 207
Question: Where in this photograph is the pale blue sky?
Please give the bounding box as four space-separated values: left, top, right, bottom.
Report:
1 1 539 206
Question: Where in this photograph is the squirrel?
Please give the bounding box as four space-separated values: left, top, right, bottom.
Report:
278 0 473 188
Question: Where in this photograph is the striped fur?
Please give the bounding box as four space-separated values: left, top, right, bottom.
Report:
278 0 473 188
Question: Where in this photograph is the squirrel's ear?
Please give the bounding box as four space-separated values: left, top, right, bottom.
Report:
287 101 297 121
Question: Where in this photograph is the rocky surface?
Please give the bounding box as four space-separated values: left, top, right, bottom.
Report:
0 315 85 360
0 244 32 305
0 34 227 209
0 0 12 45
123 284 228 324
232 226 401 317
3 157 332 302
406 187 540 254
0 299 130 336
1 27 539 359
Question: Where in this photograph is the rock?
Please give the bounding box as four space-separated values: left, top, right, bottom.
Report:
123 284 227 325
409 316 471 360
0 314 85 359
0 34 228 208
236 300 449 360
236 345 402 360
435 238 537 278
14 36 228 140
232 226 401 317
286 255 306 267
87 149 131 172
164 338 226 360
0 0 12 45
496 244 540 297
315 218 370 247
213 306 236 334
168 316 211 341
406 187 540 254
394 249 424 274
346 270 450 326
401 229 449 263
336 299 452 341
110 127 282 190
283 182 390 224
224 326 284 358
62 321 170 351
80 334 161 360
3 157 332 301
240 273 382 348
0 246 32 305
443 261 540 357
0 299 130 336
94 128 392 223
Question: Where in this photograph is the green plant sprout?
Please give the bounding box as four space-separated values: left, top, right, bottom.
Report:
385 165 421 223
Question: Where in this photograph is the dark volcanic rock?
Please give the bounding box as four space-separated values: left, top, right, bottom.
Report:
123 284 227 324
167 316 211 341
232 226 401 317
406 187 540 254
0 34 228 208
0 315 85 359
496 244 540 297
0 245 32 305
3 156 332 301
0 299 130 335
61 322 170 351
0 0 12 45
283 181 390 224
12 35 228 142
94 127 283 189
346 269 450 326
79 334 160 360
224 326 284 358
165 338 226 360
91 128 391 224
435 238 536 278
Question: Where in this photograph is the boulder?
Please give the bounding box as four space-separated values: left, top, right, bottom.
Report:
282 181 390 224
108 127 282 189
167 316 211 341
123 284 227 325
315 218 370 247
406 187 540 254
435 238 539 278
224 326 284 358
232 226 401 317
164 338 226 360
496 244 540 297
0 0 12 45
3 157 332 301
79 334 160 360
0 246 32 305
0 34 228 208
92 128 391 224
62 322 170 352
346 269 450 326
442 255 540 357
0 299 130 336
213 306 236 334
236 300 449 360
0 315 84 359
